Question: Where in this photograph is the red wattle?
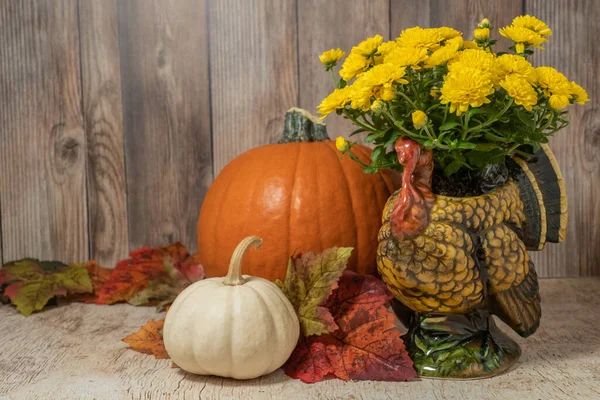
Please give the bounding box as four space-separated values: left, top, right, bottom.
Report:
390 138 435 240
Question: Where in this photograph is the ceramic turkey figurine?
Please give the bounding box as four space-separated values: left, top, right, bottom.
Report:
377 137 567 378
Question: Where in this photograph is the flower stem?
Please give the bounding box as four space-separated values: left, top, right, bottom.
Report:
464 99 514 134
396 91 420 110
343 111 377 132
330 70 338 88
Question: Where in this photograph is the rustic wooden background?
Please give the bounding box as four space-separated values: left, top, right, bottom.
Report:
0 0 597 277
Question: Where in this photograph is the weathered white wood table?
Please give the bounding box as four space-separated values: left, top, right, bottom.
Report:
0 278 599 400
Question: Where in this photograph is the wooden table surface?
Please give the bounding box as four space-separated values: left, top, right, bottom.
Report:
0 278 599 400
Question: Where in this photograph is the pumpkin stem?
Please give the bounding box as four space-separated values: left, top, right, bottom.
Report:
279 108 330 143
223 236 263 286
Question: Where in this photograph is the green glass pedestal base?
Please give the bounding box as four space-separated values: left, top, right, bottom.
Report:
394 301 521 379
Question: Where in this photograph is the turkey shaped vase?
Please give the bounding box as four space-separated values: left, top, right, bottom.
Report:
377 138 567 379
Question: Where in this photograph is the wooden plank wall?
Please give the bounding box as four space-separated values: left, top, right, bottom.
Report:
0 0 597 277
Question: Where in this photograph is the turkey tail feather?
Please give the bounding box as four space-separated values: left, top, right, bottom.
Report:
492 262 541 337
509 144 568 250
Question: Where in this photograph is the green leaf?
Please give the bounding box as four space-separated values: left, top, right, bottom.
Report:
364 131 382 143
514 108 535 129
484 132 510 143
275 247 353 337
362 166 379 174
444 160 463 176
465 108 485 120
370 146 384 163
474 142 498 151
349 128 368 137
0 259 93 316
457 141 477 150
438 121 461 132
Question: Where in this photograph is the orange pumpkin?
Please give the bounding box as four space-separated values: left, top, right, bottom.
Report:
197 109 401 281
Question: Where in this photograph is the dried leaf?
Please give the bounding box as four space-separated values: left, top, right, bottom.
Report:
96 243 204 305
68 261 112 303
122 319 169 359
174 253 205 282
0 259 93 316
284 271 417 383
127 280 180 306
275 248 352 336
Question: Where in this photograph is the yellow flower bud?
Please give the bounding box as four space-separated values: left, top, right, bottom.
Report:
370 99 385 114
335 136 350 152
478 18 491 28
430 88 440 99
549 95 569 111
474 28 490 41
515 43 525 54
411 110 428 129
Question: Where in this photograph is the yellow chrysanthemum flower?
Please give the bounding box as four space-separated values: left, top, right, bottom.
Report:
440 67 495 116
499 25 547 53
497 54 536 83
500 74 538 111
349 63 408 110
435 27 462 41
549 95 570 110
374 41 396 64
448 49 501 83
535 66 571 98
570 82 589 104
355 34 384 56
335 136 350 152
474 28 490 41
396 27 443 51
319 48 345 68
317 87 350 118
462 40 480 49
512 15 552 37
339 34 384 81
384 46 428 68
424 37 462 68
339 52 370 81
412 110 428 129
377 41 398 57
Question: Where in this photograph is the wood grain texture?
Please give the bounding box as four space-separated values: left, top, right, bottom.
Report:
430 0 523 52
0 278 598 399
297 0 389 140
527 0 600 277
78 0 129 267
390 0 431 36
118 0 213 252
210 0 298 173
0 0 88 263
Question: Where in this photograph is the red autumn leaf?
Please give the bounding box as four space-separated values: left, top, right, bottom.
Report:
68 261 112 303
122 319 169 359
175 253 205 282
96 243 204 305
284 271 417 383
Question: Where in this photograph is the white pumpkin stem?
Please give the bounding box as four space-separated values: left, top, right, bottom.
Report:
223 236 263 286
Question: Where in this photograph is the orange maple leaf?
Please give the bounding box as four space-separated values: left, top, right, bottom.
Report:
122 319 169 359
68 261 112 303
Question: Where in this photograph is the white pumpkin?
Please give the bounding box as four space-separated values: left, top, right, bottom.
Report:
163 236 300 380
